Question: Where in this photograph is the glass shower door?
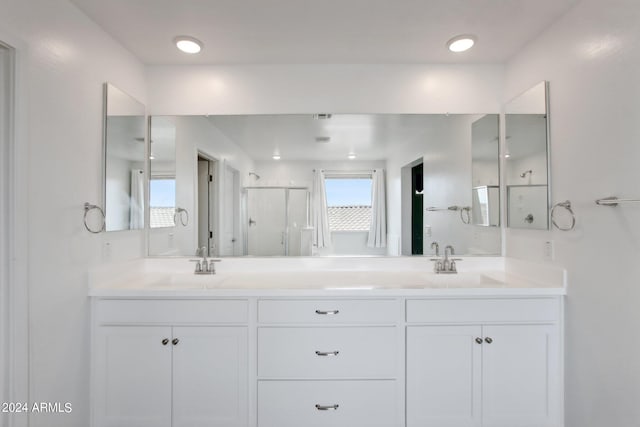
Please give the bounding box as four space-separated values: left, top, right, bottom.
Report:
247 188 286 256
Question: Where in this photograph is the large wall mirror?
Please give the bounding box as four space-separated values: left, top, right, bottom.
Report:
505 81 550 230
148 114 502 257
103 83 146 232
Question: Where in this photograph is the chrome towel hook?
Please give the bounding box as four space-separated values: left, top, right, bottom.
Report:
84 202 105 233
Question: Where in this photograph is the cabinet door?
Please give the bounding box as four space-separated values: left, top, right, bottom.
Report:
482 324 560 427
172 326 248 427
93 326 172 427
406 326 482 427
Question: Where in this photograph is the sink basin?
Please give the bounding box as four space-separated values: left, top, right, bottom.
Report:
426 273 505 288
145 270 505 291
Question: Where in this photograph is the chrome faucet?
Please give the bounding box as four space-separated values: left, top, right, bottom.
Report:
430 244 461 274
190 247 221 275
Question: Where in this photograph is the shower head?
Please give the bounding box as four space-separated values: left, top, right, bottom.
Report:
520 170 533 178
249 172 261 180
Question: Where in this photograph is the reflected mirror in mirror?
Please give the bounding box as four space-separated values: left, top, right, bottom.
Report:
148 114 502 257
471 115 500 227
505 81 550 230
103 83 146 232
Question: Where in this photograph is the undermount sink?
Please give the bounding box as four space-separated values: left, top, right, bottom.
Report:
142 270 506 290
425 273 505 288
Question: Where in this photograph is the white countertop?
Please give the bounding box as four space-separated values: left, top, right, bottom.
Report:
88 257 566 298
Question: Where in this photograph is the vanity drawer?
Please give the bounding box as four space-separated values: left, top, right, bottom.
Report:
258 299 399 324
258 327 397 378
94 299 249 324
258 380 398 427
406 297 560 323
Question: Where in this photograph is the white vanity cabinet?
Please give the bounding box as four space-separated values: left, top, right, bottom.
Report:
91 299 249 427
256 299 403 427
406 298 562 427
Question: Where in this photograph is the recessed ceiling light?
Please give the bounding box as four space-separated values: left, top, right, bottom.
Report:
174 36 203 54
272 154 281 160
447 35 476 53
348 153 356 160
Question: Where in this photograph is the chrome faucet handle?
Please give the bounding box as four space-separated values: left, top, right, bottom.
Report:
430 242 440 256
208 259 221 274
189 259 203 273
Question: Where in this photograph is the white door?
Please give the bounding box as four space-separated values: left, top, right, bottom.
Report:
94 326 172 427
172 326 248 427
482 324 560 427
247 188 286 256
406 325 482 427
220 165 239 256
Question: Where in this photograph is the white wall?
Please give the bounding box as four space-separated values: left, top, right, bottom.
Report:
503 0 640 425
147 64 503 115
0 1 147 426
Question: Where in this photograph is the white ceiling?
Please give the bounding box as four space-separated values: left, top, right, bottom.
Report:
205 114 486 161
70 0 578 65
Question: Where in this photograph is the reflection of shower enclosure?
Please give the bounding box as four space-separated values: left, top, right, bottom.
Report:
507 184 548 229
245 187 309 256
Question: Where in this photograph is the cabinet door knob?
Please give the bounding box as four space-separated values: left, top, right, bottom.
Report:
484 337 493 344
172 338 180 346
315 309 339 315
315 404 339 411
475 337 483 344
162 338 169 346
315 350 340 357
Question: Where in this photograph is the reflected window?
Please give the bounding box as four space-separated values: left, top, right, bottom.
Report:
324 177 372 231
149 177 176 228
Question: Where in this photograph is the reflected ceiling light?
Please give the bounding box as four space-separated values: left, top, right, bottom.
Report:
348 153 357 160
447 35 476 53
174 36 203 54
272 154 281 160
313 114 332 120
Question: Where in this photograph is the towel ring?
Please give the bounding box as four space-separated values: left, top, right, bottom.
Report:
84 202 105 234
460 206 471 225
174 207 189 226
551 200 576 231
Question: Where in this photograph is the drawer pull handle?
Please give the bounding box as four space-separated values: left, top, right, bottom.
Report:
172 338 180 346
315 310 339 315
162 338 169 346
484 337 493 344
315 404 339 411
475 337 483 344
315 350 340 357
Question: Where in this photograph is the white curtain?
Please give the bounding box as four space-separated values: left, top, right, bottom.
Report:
368 169 387 248
311 169 331 248
130 169 145 229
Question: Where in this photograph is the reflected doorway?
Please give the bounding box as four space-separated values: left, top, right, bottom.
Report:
197 154 218 256
411 163 424 255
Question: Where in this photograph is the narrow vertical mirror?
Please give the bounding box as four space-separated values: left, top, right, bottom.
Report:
103 83 146 232
471 114 500 227
505 82 550 230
